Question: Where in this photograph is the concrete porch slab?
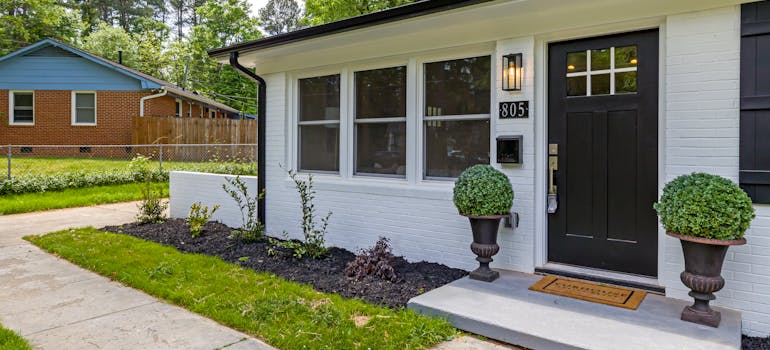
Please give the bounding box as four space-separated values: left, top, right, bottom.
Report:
408 270 741 350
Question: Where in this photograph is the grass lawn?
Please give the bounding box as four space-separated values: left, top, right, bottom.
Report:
0 182 166 215
27 228 456 350
9 156 218 176
0 325 31 350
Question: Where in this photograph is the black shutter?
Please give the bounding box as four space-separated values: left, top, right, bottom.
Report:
741 1 770 204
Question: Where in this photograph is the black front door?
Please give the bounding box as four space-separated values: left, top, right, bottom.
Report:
547 30 659 277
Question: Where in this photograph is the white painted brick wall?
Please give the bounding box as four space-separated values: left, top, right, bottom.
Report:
169 171 259 229
665 5 770 336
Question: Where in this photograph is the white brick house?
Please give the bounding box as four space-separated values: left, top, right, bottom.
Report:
200 0 770 337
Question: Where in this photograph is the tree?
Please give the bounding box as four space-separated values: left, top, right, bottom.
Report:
303 0 416 25
258 0 303 36
0 0 83 55
80 22 138 65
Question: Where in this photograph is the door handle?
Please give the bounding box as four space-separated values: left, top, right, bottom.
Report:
547 144 558 214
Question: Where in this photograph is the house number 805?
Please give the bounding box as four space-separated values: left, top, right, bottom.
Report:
499 101 529 119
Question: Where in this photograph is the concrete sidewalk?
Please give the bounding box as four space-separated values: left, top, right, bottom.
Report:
0 202 274 350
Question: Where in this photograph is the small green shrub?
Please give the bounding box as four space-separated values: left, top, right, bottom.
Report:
654 172 755 240
135 156 168 224
453 165 514 216
186 202 219 237
222 175 264 241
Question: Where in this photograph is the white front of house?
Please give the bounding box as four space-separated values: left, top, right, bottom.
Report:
221 0 770 336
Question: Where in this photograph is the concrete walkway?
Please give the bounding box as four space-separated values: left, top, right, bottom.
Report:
0 202 273 350
0 202 514 350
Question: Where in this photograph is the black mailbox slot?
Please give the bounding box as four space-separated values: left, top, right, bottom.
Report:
496 135 522 164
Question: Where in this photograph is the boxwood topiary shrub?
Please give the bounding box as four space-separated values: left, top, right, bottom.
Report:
654 172 755 240
453 164 513 217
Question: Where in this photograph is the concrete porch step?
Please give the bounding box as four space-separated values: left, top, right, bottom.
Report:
408 270 741 350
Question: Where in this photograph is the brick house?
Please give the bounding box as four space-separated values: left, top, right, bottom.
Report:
189 0 770 344
0 39 240 146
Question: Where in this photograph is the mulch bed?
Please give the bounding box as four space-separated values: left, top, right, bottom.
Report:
745 335 770 350
102 219 467 308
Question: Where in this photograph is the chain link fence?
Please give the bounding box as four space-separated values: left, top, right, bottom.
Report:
0 144 257 183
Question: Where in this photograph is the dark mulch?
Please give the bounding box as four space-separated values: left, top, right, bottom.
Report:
102 219 467 308
745 335 770 350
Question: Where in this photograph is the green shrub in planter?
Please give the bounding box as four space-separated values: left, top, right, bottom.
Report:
654 173 754 240
453 165 514 217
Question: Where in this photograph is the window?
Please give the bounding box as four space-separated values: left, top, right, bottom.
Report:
566 45 637 96
72 91 96 125
210 110 216 119
355 66 407 176
9 91 34 125
175 99 182 117
298 74 340 172
423 56 491 178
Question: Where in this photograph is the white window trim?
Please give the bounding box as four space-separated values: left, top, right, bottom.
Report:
71 91 97 126
175 98 182 117
9 90 34 126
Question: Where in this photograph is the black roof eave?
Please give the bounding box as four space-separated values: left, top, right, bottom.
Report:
208 0 494 58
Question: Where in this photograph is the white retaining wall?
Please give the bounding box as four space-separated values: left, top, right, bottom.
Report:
169 171 259 229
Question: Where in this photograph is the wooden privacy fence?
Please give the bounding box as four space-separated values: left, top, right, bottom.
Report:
131 116 257 162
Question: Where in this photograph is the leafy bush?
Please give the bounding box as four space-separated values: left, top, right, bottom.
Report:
453 164 514 216
344 237 398 282
654 173 755 240
135 155 168 224
186 202 219 237
222 175 264 241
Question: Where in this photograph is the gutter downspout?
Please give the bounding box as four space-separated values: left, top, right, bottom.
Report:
229 51 266 228
139 88 168 117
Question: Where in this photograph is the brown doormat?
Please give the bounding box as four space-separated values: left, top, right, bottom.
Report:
529 275 647 310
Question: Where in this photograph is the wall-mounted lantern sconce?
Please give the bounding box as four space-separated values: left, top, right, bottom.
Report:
502 53 523 91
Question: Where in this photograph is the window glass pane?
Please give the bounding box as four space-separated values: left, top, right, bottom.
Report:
615 46 638 69
591 74 610 95
299 74 340 121
76 108 96 124
567 76 587 96
356 122 406 176
356 67 406 119
299 124 339 172
425 56 490 116
615 71 637 94
14 93 32 107
76 93 95 108
567 51 587 73
591 48 610 70
13 109 33 122
425 119 490 178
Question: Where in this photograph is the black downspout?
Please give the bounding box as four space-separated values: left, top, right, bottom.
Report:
229 51 266 227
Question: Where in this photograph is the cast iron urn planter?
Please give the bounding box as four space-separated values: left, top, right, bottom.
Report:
667 232 746 328
465 214 510 282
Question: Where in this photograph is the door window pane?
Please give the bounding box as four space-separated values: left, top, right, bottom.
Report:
591 48 610 70
299 124 339 172
615 71 637 94
355 67 406 119
425 120 490 178
567 51 587 72
424 56 490 116
591 74 610 95
615 46 638 69
567 76 587 96
300 75 340 121
356 122 406 175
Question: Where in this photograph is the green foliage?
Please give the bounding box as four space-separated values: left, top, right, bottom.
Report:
27 228 457 350
0 0 82 56
258 0 304 35
0 323 32 350
304 0 417 25
186 202 219 237
654 173 755 240
222 175 264 241
135 156 168 224
453 165 514 216
0 182 166 215
276 169 331 259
